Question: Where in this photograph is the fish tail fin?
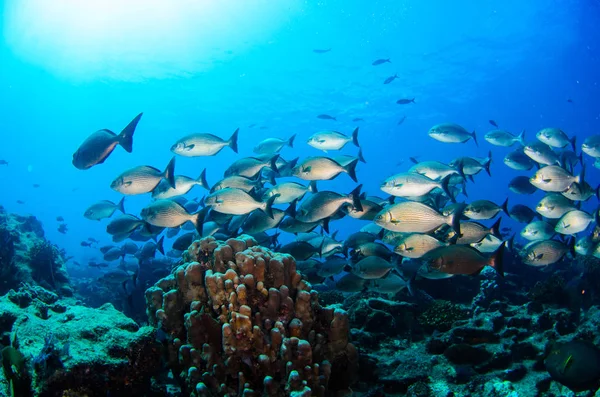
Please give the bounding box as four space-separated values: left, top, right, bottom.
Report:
448 203 465 235
164 156 176 189
484 151 493 176
288 133 296 148
345 158 359 183
192 211 204 236
197 168 209 189
506 233 515 252
269 154 280 174
501 197 509 215
352 127 360 147
518 129 526 146
263 195 277 219
577 164 586 185
440 174 455 203
228 128 240 153
349 184 364 212
410 97 415 102
387 195 395 204
285 199 297 218
321 217 330 234
118 112 143 153
117 197 126 214
570 135 577 151
409 157 419 164
267 171 277 186
358 148 366 163
489 241 506 277
471 130 478 147
308 181 318 193
490 217 502 239
596 184 600 201
156 236 165 255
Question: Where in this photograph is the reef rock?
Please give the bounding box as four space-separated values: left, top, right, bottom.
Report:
145 235 358 396
0 285 161 397
0 207 72 297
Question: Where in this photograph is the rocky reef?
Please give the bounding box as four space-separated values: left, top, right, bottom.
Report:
145 235 358 396
0 284 162 397
0 206 72 297
343 256 600 397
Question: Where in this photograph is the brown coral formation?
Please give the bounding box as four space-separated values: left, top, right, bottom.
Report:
145 235 357 396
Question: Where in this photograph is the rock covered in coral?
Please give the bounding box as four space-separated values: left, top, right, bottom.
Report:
0 285 161 397
145 235 358 396
0 207 71 297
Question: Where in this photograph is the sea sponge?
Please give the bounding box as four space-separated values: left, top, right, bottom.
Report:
146 235 357 396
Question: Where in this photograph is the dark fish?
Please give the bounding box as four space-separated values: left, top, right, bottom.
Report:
279 241 321 260
58 224 68 234
16 200 24 204
372 58 391 65
509 176 537 195
172 232 197 251
383 74 398 84
122 241 139 255
567 99 573 103
137 237 165 261
396 98 415 105
56 216 64 222
106 214 145 236
545 340 600 392
0 160 7 165
33 184 40 188
72 113 142 170
489 120 498 128
317 114 337 121
80 241 92 247
397 115 407 125
313 48 331 54
422 243 504 276
352 118 364 122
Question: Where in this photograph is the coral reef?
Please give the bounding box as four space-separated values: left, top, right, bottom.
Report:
0 284 161 397
145 235 358 396
0 207 72 297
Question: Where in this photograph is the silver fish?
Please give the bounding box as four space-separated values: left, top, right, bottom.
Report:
408 160 459 180
224 155 278 178
374 201 461 234
394 233 446 259
211 175 262 193
521 220 555 241
295 185 363 223
530 165 581 192
463 199 506 220
428 123 477 145
152 169 209 199
484 129 524 147
262 181 317 204
380 173 452 199
84 198 125 221
171 129 238 157
253 134 296 154
106 214 145 236
536 128 576 150
307 128 359 151
523 141 560 165
582 135 600 158
504 149 536 170
555 210 593 235
522 239 569 266
536 194 577 219
140 199 203 232
292 156 359 182
350 256 394 279
111 157 175 195
204 188 276 218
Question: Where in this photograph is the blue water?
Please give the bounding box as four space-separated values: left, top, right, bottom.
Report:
1 0 599 272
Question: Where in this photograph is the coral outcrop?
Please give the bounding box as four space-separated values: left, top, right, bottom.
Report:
145 235 358 396
0 206 71 297
0 285 161 397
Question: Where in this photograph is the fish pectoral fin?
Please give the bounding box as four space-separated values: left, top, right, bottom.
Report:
184 144 195 150
542 178 552 183
390 218 400 224
535 252 543 260
317 139 326 143
124 181 132 186
406 246 414 251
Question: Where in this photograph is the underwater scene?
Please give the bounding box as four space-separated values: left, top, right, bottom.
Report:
1 0 600 396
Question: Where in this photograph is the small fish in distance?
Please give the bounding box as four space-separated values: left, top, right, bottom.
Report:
383 74 398 84
0 160 7 165
372 58 391 65
313 48 331 53
72 112 143 170
317 114 337 121
489 120 499 128
397 98 415 104
397 115 407 125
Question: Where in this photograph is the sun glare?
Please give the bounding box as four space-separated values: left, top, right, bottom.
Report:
3 0 299 81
